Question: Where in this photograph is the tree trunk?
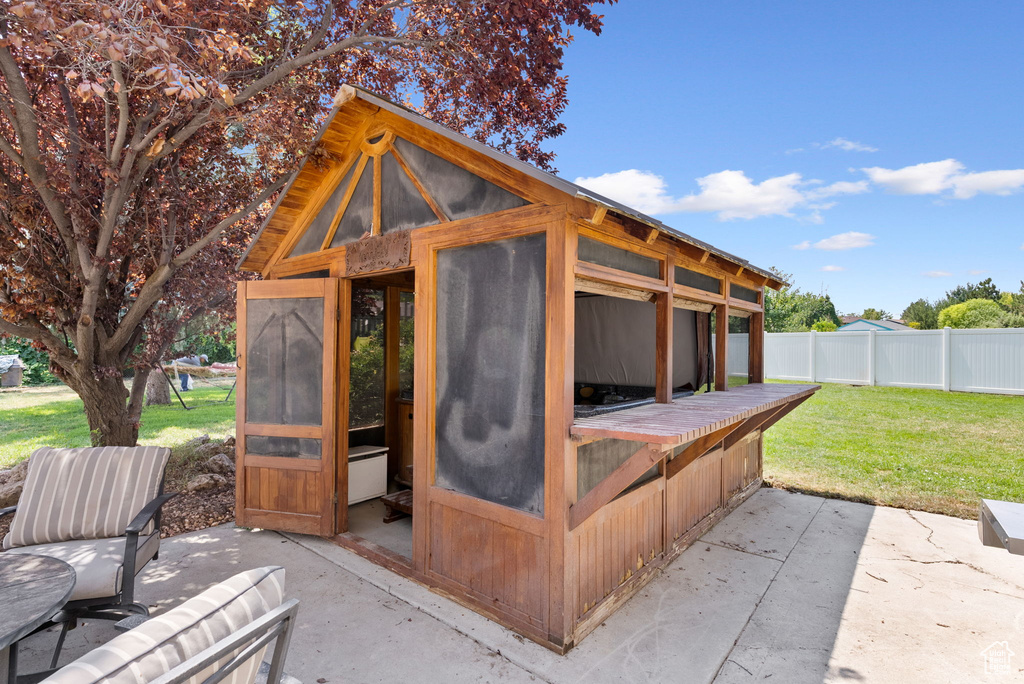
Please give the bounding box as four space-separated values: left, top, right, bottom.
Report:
145 367 171 405
66 368 139 446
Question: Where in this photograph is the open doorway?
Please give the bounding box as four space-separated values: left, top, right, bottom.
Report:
342 271 414 561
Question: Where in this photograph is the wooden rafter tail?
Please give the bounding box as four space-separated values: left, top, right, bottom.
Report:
320 153 369 250
568 444 667 530
390 146 449 223
372 147 382 235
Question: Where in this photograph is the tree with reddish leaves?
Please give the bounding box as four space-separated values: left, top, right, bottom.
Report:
0 0 611 445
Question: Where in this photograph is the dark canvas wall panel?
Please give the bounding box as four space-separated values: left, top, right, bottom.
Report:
289 162 357 257
574 295 657 387
380 152 440 233
245 298 323 427
329 161 374 248
434 234 547 515
578 237 661 280
672 308 699 388
393 137 527 222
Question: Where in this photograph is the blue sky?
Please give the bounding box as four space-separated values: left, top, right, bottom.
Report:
551 1 1024 316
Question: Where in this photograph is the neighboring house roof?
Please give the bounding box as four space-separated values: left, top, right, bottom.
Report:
837 318 914 331
238 85 785 289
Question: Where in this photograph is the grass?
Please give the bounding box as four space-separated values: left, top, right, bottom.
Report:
2 378 1021 520
0 382 236 471
763 380 1024 518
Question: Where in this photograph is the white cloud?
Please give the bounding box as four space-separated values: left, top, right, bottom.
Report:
674 170 806 220
792 240 812 250
968 269 987 275
572 169 678 215
819 137 878 153
821 265 845 272
574 169 865 222
863 159 1024 198
813 232 876 250
804 180 870 201
923 270 953 278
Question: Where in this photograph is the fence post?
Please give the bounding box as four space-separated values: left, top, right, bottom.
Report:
809 330 817 382
942 327 952 392
867 330 876 386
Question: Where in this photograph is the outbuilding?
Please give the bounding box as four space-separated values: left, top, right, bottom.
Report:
234 85 818 652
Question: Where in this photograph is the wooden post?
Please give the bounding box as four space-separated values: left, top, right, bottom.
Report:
715 302 729 391
384 287 401 481
748 311 764 384
656 263 675 402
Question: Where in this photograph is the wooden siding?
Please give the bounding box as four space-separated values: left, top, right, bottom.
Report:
571 479 665 622
427 500 548 628
666 448 723 541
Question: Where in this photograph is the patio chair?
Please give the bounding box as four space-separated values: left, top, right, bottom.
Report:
0 446 176 664
42 566 299 684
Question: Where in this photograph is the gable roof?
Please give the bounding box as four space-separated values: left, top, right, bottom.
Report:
239 85 783 288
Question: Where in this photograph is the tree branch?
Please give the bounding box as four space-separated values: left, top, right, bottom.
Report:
104 172 287 354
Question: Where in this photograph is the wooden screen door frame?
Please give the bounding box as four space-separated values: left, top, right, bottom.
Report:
236 278 339 537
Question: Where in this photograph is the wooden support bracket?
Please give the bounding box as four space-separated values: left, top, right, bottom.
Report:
665 421 741 480
568 444 666 530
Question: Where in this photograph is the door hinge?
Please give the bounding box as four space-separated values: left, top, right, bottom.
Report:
336 309 341 321
332 492 338 505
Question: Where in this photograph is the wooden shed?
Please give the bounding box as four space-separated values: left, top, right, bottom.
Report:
234 85 819 652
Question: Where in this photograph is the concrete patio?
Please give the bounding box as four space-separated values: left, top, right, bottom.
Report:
18 488 1024 683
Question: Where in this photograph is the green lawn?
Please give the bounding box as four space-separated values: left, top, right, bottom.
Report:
0 383 236 470
764 380 1024 518
2 379 1021 520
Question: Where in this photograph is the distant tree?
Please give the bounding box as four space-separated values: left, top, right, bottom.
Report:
901 299 939 329
906 321 921 329
860 308 891 321
938 278 1001 310
811 319 837 332
763 268 841 332
938 299 1005 329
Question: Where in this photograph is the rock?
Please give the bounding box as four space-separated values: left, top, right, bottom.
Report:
196 442 225 457
221 436 235 449
185 473 228 493
204 453 235 475
183 434 211 451
0 460 29 487
0 480 23 508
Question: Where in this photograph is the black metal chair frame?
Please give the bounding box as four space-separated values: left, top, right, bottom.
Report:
1 476 178 671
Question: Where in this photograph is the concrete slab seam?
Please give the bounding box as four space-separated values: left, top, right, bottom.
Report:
709 496 827 682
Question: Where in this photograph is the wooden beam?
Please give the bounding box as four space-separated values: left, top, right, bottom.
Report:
664 420 743 480
715 302 729 391
590 206 607 225
645 227 659 244
321 153 369 250
391 145 449 222
722 403 788 451
576 277 656 302
735 265 744 277
757 395 811 433
700 251 710 264
656 263 674 403
568 444 666 530
748 311 765 384
372 151 382 235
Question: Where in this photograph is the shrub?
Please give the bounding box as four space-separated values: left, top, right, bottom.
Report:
811 319 837 332
937 299 1004 329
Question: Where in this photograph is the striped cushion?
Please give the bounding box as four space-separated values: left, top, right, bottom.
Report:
3 446 171 550
43 566 286 684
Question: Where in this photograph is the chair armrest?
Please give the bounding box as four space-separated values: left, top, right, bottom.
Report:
0 505 16 519
126 492 178 535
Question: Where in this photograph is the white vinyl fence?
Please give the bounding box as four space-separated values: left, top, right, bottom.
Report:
755 328 1024 395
